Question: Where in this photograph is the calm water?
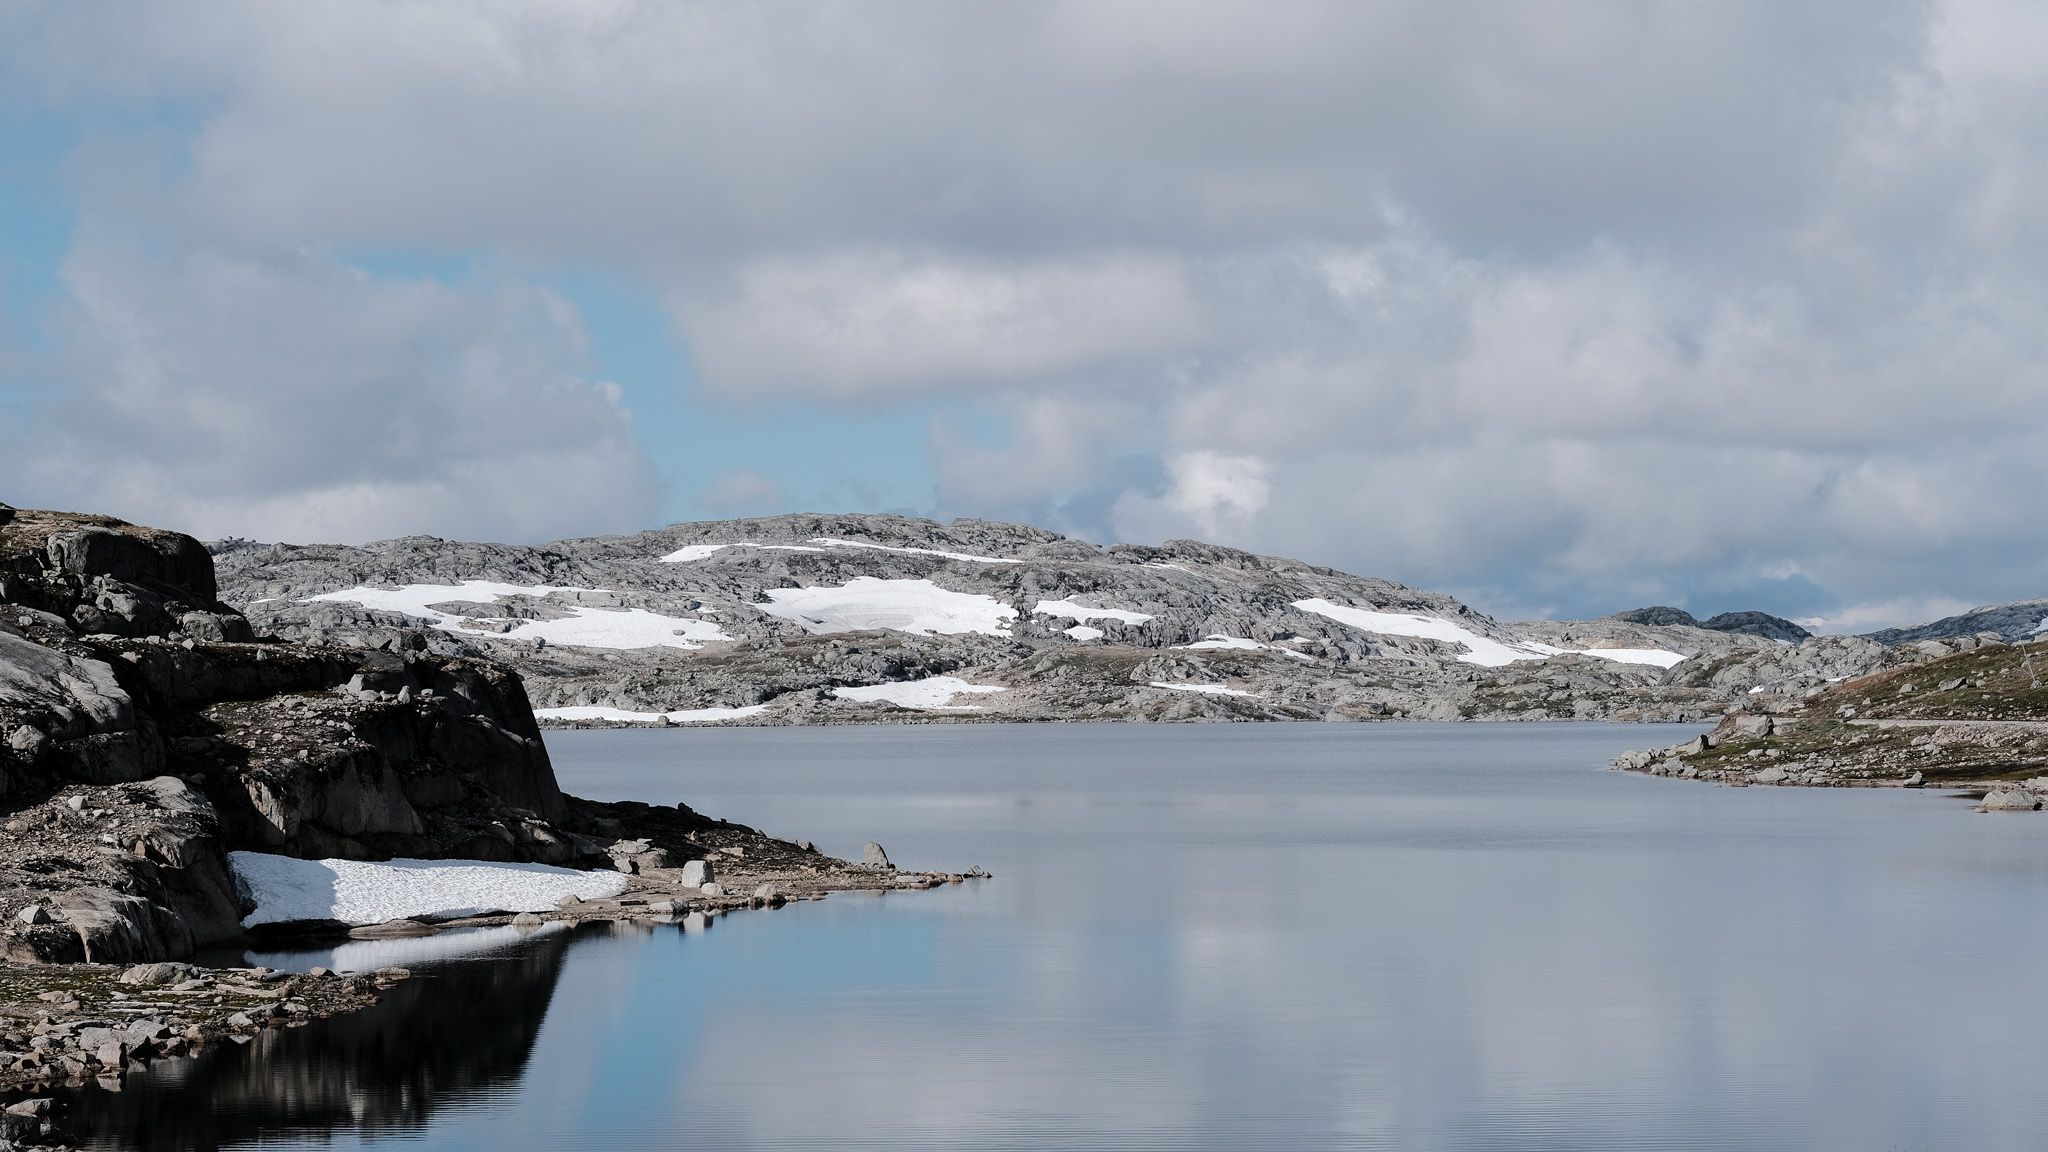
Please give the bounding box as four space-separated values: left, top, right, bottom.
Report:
55 722 2048 1150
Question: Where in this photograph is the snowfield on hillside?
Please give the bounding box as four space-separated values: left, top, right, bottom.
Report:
1150 681 1255 697
757 577 1017 636
1176 635 1318 661
302 581 731 650
1034 599 1156 624
1293 598 1684 670
657 542 828 562
808 538 1019 564
231 853 628 927
832 675 1008 709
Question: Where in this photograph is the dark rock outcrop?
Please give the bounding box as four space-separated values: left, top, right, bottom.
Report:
1 505 583 964
1697 611 1811 642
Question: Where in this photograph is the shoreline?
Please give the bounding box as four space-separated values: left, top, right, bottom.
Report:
0 798 986 1149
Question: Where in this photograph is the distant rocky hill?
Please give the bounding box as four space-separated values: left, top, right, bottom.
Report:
1609 606 1812 642
210 512 1946 726
1866 601 2048 646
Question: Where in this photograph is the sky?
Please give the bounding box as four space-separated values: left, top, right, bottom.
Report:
0 1 2043 630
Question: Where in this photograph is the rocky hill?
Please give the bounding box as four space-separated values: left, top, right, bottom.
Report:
1616 632 2048 798
211 512 1930 726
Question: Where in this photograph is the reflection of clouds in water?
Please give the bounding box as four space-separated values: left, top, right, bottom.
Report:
76 726 2048 1149
249 921 568 973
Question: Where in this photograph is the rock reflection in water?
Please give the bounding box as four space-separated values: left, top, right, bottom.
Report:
65 923 589 1151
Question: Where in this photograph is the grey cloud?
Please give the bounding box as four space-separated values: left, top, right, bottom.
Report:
1 0 2042 623
1 232 656 543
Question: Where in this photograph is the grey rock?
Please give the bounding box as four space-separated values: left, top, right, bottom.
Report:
1752 766 1788 784
862 842 893 868
117 961 189 986
15 904 49 926
698 882 725 897
678 859 714 887
1977 788 2041 812
510 912 544 928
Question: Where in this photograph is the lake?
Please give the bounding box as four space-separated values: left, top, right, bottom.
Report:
57 722 2048 1150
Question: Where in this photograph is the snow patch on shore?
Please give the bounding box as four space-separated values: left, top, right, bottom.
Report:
230 853 628 928
303 581 730 650
534 704 770 724
833 676 1007 710
758 578 1016 636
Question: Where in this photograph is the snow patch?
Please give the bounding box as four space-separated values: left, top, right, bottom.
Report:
1149 681 1255 698
1034 599 1155 624
1567 647 1688 669
1293 598 1683 669
230 852 628 928
534 704 771 724
657 542 828 562
1175 635 1317 662
303 581 730 651
832 675 1007 710
808 538 1019 564
1064 625 1105 641
1293 598 1541 667
757 578 1016 636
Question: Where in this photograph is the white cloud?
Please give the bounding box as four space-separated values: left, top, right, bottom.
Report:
4 234 655 543
3 0 2046 618
680 250 1203 398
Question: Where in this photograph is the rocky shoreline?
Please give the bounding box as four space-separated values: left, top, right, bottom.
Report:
0 503 989 1150
1610 632 2048 808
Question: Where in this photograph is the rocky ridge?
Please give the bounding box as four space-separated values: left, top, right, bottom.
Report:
1613 631 2048 803
212 513 1965 727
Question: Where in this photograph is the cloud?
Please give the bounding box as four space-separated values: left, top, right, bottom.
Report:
1 234 656 543
3 0 2046 618
1113 450 1270 541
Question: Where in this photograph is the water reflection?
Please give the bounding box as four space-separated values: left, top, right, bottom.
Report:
49 723 2048 1151
67 922 584 1150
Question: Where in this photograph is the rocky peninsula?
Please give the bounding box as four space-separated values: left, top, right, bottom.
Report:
0 502 976 1149
1614 629 2048 808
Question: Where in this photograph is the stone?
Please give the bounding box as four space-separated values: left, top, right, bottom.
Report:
751 884 781 902
643 900 678 916
66 795 86 812
1977 788 2040 813
699 882 725 897
678 859 714 887
1902 771 1924 788
510 912 544 928
15 904 49 926
1752 766 1788 784
862 842 893 868
94 1040 129 1068
117 962 188 986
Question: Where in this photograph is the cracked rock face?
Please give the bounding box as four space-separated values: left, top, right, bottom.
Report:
0 504 586 965
214 512 1929 726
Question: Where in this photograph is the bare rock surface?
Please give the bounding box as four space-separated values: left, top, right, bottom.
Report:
206 511 1970 727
